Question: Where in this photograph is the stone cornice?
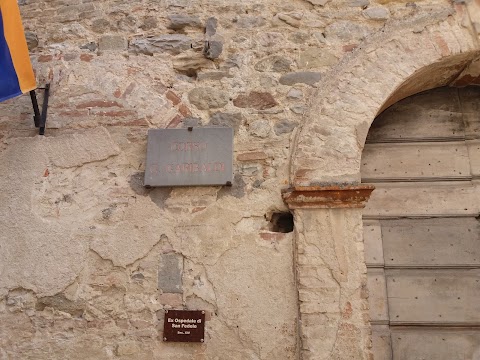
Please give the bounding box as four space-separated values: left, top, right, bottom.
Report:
282 185 375 209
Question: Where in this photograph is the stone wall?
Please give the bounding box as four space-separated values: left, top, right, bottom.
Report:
1 0 480 359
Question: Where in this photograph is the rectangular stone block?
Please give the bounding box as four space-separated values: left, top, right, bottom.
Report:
158 253 183 294
99 35 128 52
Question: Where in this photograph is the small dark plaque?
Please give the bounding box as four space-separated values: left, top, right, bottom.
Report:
144 127 233 187
163 310 205 343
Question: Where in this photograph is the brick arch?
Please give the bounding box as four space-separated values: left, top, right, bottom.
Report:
291 14 480 187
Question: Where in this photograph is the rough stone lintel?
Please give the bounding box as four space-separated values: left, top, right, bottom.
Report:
282 185 375 209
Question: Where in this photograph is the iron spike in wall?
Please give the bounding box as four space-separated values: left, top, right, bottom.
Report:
29 84 50 135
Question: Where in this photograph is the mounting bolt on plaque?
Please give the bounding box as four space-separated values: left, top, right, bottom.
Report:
163 337 167 341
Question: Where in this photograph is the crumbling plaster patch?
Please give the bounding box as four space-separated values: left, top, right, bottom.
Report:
0 128 119 297
206 234 297 360
90 198 172 267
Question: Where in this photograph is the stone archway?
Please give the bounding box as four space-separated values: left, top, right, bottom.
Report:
291 10 480 186
283 7 480 360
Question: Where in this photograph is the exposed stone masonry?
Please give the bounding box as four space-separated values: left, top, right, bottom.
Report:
1 0 480 359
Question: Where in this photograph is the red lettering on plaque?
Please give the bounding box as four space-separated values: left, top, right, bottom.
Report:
212 162 225 172
170 142 208 152
164 162 226 174
150 163 160 175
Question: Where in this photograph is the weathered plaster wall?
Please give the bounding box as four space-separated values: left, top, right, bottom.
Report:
0 128 298 358
1 0 480 359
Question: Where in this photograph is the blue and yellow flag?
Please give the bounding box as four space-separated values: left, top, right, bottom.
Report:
0 0 36 102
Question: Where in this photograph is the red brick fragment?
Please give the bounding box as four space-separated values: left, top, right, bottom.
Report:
233 92 277 110
178 103 191 117
109 119 149 127
434 34 450 56
166 90 181 105
121 82 136 99
237 151 268 161
167 114 183 128
338 322 358 332
154 82 167 94
259 232 285 241
95 110 136 117
127 67 141 75
59 110 88 117
77 100 123 109
263 167 270 179
343 44 358 52
80 53 94 62
38 55 53 62
342 301 353 319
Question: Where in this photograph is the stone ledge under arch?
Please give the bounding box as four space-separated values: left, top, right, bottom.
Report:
282 185 375 209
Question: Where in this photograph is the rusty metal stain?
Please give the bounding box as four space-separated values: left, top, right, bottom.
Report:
282 185 375 209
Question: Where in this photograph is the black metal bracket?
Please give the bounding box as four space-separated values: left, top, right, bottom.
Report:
29 83 50 135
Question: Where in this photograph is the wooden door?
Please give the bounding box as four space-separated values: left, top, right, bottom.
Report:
362 87 480 359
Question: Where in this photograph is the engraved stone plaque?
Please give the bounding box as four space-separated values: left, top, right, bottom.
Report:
144 127 233 187
163 310 205 343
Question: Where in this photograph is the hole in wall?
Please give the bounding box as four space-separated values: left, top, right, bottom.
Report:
268 212 294 233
